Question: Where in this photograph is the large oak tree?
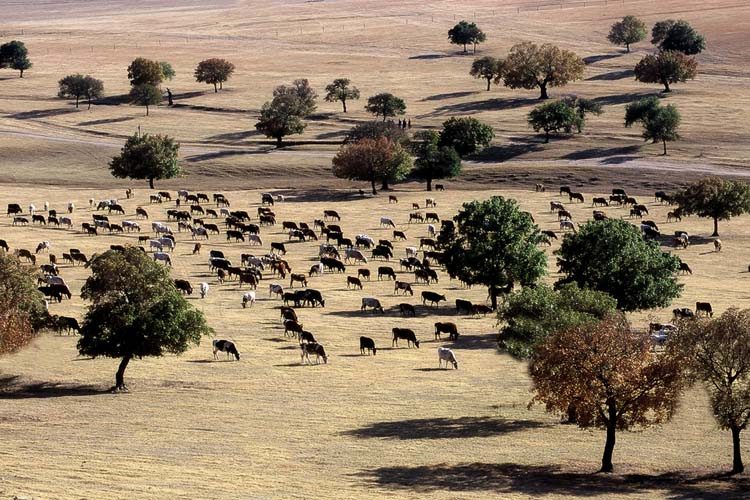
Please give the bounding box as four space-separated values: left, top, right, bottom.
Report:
109 132 181 189
496 42 585 99
672 176 750 237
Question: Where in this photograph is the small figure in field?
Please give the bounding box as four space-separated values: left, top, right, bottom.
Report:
408 119 411 129
166 88 174 106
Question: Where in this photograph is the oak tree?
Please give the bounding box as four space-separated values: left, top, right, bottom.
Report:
624 96 682 155
194 58 235 92
411 130 462 191
129 83 162 116
470 56 503 91
109 132 181 189
255 93 307 146
634 50 697 92
448 21 486 54
365 93 406 121
527 100 580 143
324 78 360 113
652 19 706 55
332 137 412 194
438 117 494 157
0 253 47 357
0 40 32 78
273 78 317 116
607 16 647 53
58 74 104 109
497 42 585 99
672 176 750 237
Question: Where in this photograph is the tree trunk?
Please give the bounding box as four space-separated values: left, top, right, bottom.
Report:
149 177 155 189
539 84 549 100
600 401 617 473
145 102 149 116
427 179 433 191
75 96 80 108
214 82 218 93
381 179 390 191
342 99 347 113
276 136 283 147
370 178 377 195
662 140 668 156
463 43 467 53
382 114 387 122
220 81 223 90
663 80 671 92
114 355 131 391
486 78 491 91
731 426 744 474
19 69 24 78
566 403 578 424
88 98 92 110
626 43 630 53
489 287 498 310
544 130 550 143
713 217 719 237
473 43 477 54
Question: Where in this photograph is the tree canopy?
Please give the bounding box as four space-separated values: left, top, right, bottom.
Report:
497 283 617 359
365 93 406 121
332 137 412 194
438 117 494 157
159 61 175 81
497 42 585 99
527 100 581 143
109 132 181 189
555 218 682 311
469 56 503 91
0 253 47 356
669 308 750 474
58 74 104 109
624 96 681 155
127 57 165 86
652 19 706 54
672 176 750 237
438 196 547 309
411 130 462 191
561 96 603 133
448 21 486 54
79 248 211 391
607 15 647 52
530 316 686 472
0 40 32 78
129 83 162 116
634 51 697 92
273 78 317 116
345 121 409 146
255 93 307 146
324 78 360 113
194 58 235 92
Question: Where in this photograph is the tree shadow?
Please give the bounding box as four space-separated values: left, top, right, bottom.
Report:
0 377 107 399
408 53 452 60
315 130 347 140
561 145 642 161
78 116 134 126
601 155 642 165
185 149 272 162
587 69 634 81
593 91 661 106
421 97 537 118
95 94 131 106
343 416 549 440
443 333 499 351
171 90 206 101
583 53 623 65
422 91 479 101
470 139 544 163
355 462 748 497
204 130 262 143
10 108 80 120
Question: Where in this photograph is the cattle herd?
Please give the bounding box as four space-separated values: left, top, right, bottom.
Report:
1 182 718 370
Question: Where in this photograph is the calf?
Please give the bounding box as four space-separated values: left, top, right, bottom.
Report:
422 291 447 307
299 331 316 345
435 322 459 341
360 336 377 355
213 339 240 360
300 342 328 364
361 297 384 313
438 347 459 369
392 328 420 348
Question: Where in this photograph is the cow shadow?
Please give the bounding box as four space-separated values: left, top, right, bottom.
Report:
0 376 107 399
354 462 748 498
343 416 549 440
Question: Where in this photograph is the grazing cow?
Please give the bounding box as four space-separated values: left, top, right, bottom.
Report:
239 272 258 289
541 230 557 241
392 328 420 348
435 184 445 191
679 262 692 275
108 203 125 215
153 252 172 266
550 201 565 212
455 299 473 315
422 291 447 307
158 237 175 252
426 198 436 208
284 319 303 338
227 230 245 242
35 241 51 254
667 210 682 222
412 203 420 210
38 286 63 302
569 192 584 203
435 322 459 341
149 240 163 252
299 331 316 345
414 269 431 284
347 276 363 290
408 212 424 224
559 220 576 232
360 336 377 355
399 303 416 317
41 263 58 276
673 307 694 320
300 342 328 364
213 339 240 360
642 226 660 240
271 242 287 255
378 266 396 281
300 289 325 308
389 195 398 204
372 246 392 261
7 203 22 216
0 240 8 252
321 257 345 273
696 302 713 317
60 216 73 228
324 210 340 221
199 282 209 298
308 262 324 277
419 238 436 250
12 216 29 226
135 207 149 219
241 291 256 308
71 253 88 266
438 347 459 369
269 283 284 299
394 281 414 296
16 249 36 263
535 183 545 192
714 239 722 252
290 273 307 288
345 248 368 264
557 210 572 221
360 296 385 313
393 230 407 240
123 220 140 232
472 304 493 317
356 268 371 281
175 279 193 295
425 212 439 223
31 214 46 225
283 221 299 231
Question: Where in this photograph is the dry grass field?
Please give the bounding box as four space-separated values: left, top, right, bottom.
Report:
2 0 750 498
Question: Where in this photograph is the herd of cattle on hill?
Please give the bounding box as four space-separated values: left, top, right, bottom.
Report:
2 182 715 366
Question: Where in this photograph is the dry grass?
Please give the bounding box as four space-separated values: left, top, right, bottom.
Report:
0 184 749 499
1 0 750 497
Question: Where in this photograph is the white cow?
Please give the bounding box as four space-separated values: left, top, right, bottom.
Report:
43 201 49 212
178 189 189 200
159 237 175 252
241 291 256 308
438 347 458 369
356 234 375 248
345 248 367 264
29 204 36 215
46 276 67 287
123 220 141 232
380 217 396 228
199 282 209 299
405 246 418 258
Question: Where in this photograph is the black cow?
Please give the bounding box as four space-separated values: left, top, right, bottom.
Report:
455 299 473 315
392 328 420 348
422 291 447 307
360 336 377 355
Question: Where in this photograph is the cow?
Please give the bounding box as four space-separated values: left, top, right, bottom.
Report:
592 197 609 207
136 207 149 219
372 246 392 261
435 184 445 191
345 248 368 264
378 266 396 281
393 230 407 240
408 212 424 224
32 214 46 225
323 210 341 221
361 297 384 313
153 252 172 266
300 342 328 364
455 299 473 315
60 216 73 228
673 307 695 320
7 203 22 216
422 291 447 307
300 289 325 307
199 282 209 299
347 276 363 290
425 212 439 223
271 242 287 255
35 241 51 254
213 339 240 360
108 203 125 215
241 291 256 308
12 216 29 226
435 322 459 341
472 304 493 317
426 198 436 208
392 328 420 348
560 186 571 196
679 262 692 275
290 273 307 288
389 195 398 204
419 238 436 250
394 281 414 296
308 262 324 277
360 336 377 355
357 268 370 281
399 303 416 317
438 347 459 369
284 319 303 338
569 192 584 203
550 201 565 212
560 220 576 232
299 331 316 345
667 210 682 222
175 279 193 295
321 257 345 273
16 249 36 263
696 302 713 317
227 230 245 242
714 239 722 252
239 272 258 289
